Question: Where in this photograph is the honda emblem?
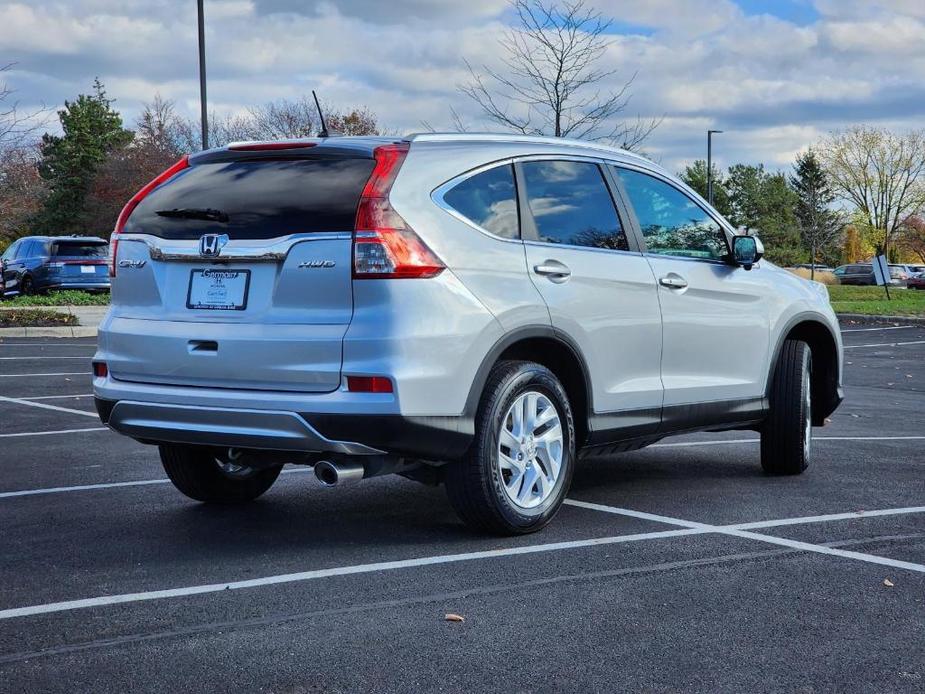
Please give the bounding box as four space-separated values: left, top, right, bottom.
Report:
199 233 229 257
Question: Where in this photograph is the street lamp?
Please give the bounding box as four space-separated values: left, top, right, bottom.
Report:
707 129 723 206
197 0 208 150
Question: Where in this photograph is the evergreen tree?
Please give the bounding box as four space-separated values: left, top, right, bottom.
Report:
725 163 803 266
790 149 845 276
678 159 732 218
32 79 133 234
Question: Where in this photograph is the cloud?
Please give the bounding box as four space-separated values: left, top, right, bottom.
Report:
3 0 925 175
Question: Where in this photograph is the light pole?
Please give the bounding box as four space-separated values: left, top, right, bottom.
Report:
197 0 208 150
707 129 723 206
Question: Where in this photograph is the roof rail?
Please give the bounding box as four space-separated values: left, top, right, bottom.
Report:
407 132 650 162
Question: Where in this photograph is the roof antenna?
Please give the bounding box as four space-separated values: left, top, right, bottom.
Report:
312 90 329 138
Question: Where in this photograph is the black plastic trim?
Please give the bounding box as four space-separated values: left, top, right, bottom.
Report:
767 313 843 422
303 413 472 461
94 397 116 424
462 324 594 423
659 397 767 434
587 407 661 445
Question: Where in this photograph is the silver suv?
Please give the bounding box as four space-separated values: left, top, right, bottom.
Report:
93 134 843 534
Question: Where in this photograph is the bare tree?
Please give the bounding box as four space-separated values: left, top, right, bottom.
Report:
0 63 49 152
460 0 659 148
0 143 45 243
818 126 925 258
180 98 382 148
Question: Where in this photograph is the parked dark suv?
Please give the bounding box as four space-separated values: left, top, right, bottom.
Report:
833 264 874 285
0 236 110 296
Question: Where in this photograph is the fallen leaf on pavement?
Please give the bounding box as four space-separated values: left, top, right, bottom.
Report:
883 579 894 587
444 613 465 622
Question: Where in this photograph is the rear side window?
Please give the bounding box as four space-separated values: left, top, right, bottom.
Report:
520 160 628 250
125 158 376 240
443 164 518 239
615 167 728 261
52 242 107 258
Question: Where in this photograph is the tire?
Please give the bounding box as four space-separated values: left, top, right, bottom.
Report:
761 340 812 475
20 276 33 295
445 360 576 535
159 445 283 503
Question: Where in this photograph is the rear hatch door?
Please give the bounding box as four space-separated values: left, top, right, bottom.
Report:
109 148 374 393
49 239 109 282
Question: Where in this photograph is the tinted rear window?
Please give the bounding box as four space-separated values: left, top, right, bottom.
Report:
443 164 519 239
52 242 108 258
125 158 375 239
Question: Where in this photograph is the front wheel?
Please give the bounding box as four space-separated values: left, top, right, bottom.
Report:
159 445 283 503
445 360 576 535
761 340 812 475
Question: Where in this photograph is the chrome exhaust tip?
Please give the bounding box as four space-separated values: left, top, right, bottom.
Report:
314 459 364 487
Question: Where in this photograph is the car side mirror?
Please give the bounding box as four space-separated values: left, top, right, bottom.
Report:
732 235 763 271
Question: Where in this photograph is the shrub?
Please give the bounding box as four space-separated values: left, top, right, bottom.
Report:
0 309 78 327
787 268 838 285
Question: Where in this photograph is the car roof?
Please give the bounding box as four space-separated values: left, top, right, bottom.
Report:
407 132 652 164
207 132 652 167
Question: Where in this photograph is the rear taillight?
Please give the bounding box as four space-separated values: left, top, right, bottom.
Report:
92 362 108 378
353 143 444 279
110 155 190 277
346 376 393 393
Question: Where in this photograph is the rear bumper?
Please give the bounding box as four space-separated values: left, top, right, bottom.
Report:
96 398 386 456
95 397 472 461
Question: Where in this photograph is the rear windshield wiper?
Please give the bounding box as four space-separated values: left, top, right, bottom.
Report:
155 208 229 223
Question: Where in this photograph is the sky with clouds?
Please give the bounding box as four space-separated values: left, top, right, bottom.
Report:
2 0 924 173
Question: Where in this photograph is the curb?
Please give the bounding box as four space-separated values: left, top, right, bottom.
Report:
836 313 925 325
0 326 98 338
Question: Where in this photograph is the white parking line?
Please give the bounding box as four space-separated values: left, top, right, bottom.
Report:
0 356 89 360
0 372 87 377
841 325 915 333
0 527 707 620
0 468 312 499
0 395 98 418
725 506 925 530
0 427 108 438
564 500 925 574
844 340 925 349
0 479 169 499
2 499 924 621
20 394 93 401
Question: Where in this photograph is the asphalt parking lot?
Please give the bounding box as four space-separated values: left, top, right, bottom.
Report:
0 321 923 693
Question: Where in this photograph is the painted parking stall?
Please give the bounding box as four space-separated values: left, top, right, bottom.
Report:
0 325 923 692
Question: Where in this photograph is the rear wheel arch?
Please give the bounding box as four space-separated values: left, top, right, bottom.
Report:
466 327 591 447
768 316 840 425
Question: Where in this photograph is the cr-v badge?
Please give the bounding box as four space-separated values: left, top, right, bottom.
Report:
199 233 229 257
118 259 147 269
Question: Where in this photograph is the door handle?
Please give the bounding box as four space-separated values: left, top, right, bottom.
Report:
534 261 571 283
659 274 688 289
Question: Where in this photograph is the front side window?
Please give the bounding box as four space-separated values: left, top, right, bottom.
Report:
443 164 518 239
615 168 728 261
520 160 628 251
17 241 36 259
